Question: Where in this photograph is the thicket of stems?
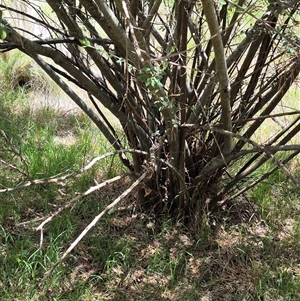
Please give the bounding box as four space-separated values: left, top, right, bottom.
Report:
1 0 300 219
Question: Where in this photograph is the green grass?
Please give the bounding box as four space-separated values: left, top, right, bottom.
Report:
0 56 127 300
0 51 56 94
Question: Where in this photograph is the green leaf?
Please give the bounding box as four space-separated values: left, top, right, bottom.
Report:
167 46 175 54
171 105 177 115
236 7 244 14
116 57 125 64
145 78 152 87
141 67 152 74
79 38 91 47
172 119 180 128
0 25 6 40
128 64 135 72
219 0 227 6
138 73 147 82
162 100 169 107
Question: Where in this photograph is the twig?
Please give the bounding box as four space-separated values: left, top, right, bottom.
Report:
36 174 128 250
1 130 31 179
231 110 300 124
0 149 147 193
0 158 29 179
40 171 147 284
0 37 113 50
15 216 45 227
182 123 300 188
121 0 145 65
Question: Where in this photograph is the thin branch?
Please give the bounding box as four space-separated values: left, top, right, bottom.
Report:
143 0 162 30
3 20 131 126
227 0 300 52
41 171 148 283
0 130 31 179
36 174 128 249
0 3 66 37
0 37 113 51
221 150 300 206
0 149 148 193
182 123 300 189
231 110 300 124
202 0 232 153
0 158 29 179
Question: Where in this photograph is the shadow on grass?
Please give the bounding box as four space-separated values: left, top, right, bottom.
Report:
1 174 300 301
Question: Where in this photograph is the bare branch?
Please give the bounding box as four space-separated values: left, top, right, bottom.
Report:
41 171 148 283
36 174 128 249
202 0 232 153
0 37 113 51
182 124 300 189
0 149 147 193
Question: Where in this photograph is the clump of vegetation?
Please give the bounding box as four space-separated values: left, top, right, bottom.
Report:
0 0 300 299
1 0 299 220
0 51 55 93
